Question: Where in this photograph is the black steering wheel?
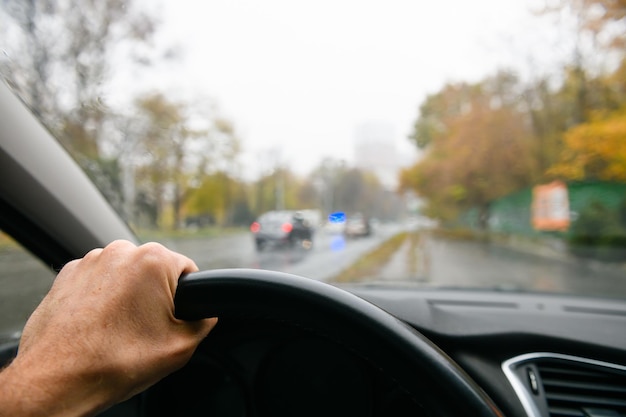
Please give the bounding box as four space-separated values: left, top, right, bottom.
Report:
174 268 504 417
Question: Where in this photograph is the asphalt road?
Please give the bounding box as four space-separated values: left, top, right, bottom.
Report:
154 223 403 281
2 226 625 337
377 234 626 299
0 224 401 337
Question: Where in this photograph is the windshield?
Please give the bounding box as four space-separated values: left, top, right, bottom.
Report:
1 0 626 335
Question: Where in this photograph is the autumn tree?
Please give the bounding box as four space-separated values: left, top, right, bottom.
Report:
402 73 537 227
334 168 385 216
309 158 348 215
549 104 626 181
250 167 305 215
185 172 252 227
537 0 626 184
309 158 402 220
182 113 243 227
130 93 242 229
535 0 626 125
409 82 480 150
520 66 620 176
0 0 158 210
544 0 626 49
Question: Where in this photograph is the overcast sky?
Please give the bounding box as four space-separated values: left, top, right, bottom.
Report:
120 0 569 180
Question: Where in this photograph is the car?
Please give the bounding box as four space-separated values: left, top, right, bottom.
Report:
250 210 314 251
2 1 626 417
344 213 373 238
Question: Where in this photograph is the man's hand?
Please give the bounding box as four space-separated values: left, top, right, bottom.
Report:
0 240 217 417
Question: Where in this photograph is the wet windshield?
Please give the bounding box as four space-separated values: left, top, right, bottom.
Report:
1 0 626 336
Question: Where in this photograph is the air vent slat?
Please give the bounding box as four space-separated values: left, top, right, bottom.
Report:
543 378 626 394
503 354 626 417
537 359 626 417
540 366 608 378
546 407 584 417
546 392 626 407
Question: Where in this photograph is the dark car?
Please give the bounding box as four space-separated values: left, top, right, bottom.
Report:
250 210 313 251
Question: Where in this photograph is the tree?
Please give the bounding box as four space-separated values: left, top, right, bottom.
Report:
549 104 626 181
310 158 348 215
251 167 304 215
1 0 158 210
545 0 626 49
334 168 383 216
409 82 479 150
185 172 232 226
308 158 401 220
129 92 245 229
402 74 537 227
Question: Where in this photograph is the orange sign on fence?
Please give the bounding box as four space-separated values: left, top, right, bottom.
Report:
531 181 570 232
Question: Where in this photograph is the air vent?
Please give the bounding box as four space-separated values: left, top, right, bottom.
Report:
503 353 626 417
538 360 626 417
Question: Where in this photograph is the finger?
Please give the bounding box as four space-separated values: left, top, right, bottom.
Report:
168 254 199 301
135 242 198 297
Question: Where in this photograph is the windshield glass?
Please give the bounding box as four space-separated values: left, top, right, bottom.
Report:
1 0 625 333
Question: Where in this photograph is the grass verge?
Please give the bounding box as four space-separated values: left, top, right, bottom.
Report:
407 231 421 276
330 232 408 284
430 227 490 241
0 232 19 251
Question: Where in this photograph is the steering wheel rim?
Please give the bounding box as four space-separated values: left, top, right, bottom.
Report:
175 268 504 417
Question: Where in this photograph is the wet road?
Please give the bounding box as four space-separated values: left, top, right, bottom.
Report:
154 224 403 281
0 247 56 339
0 225 401 336
2 227 625 336
408 236 626 299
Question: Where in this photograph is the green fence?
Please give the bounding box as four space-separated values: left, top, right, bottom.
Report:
461 182 626 237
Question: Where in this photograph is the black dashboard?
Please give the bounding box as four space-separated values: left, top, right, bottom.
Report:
95 285 626 417
352 286 626 417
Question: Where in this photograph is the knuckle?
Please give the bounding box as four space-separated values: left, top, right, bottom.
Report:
100 239 138 264
105 239 137 253
57 258 81 275
136 242 172 270
82 247 103 261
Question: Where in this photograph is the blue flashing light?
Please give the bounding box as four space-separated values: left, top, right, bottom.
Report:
328 211 346 223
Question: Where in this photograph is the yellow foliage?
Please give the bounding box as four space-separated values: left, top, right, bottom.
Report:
549 106 626 181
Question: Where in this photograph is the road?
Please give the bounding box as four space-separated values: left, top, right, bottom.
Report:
2 226 625 336
0 224 401 336
377 234 626 299
154 223 403 281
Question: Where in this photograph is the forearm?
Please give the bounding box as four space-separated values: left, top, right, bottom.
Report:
0 355 112 417
0 241 216 416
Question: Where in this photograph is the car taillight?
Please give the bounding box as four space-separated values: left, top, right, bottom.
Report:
250 222 261 233
281 222 293 233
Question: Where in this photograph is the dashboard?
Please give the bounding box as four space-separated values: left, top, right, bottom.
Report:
95 286 626 417
353 286 626 417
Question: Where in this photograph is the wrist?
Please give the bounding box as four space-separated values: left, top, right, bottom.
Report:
0 353 112 417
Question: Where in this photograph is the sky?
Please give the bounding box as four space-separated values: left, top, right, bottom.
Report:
119 0 567 181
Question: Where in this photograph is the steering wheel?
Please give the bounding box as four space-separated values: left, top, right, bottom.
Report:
174 268 504 417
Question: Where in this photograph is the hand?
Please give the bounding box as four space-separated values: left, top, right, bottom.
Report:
0 240 217 417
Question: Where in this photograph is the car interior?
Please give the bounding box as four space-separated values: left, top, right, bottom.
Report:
2 80 626 417
2 0 626 415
